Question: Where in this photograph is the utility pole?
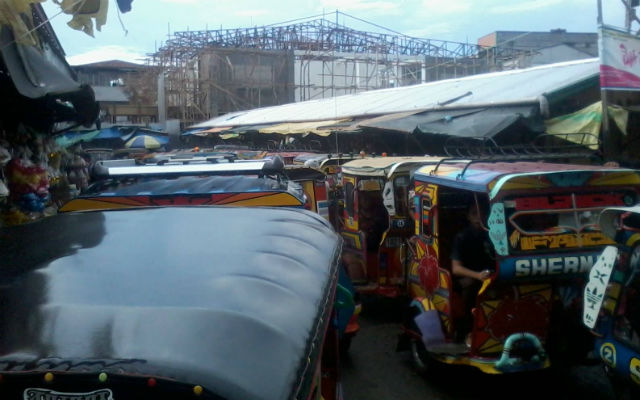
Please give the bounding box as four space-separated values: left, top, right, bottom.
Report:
597 0 613 160
600 1 639 161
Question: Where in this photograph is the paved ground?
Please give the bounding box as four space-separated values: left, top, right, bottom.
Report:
341 298 617 400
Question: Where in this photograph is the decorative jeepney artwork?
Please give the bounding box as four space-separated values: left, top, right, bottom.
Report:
338 156 443 298
0 207 346 400
399 160 640 375
583 206 640 397
60 158 307 212
61 188 305 211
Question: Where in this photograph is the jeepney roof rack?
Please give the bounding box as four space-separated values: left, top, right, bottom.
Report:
432 133 602 179
92 155 285 178
443 133 599 158
146 153 238 165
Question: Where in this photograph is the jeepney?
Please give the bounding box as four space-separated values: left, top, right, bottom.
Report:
0 207 344 400
583 206 640 398
402 159 640 374
338 156 443 296
60 157 306 212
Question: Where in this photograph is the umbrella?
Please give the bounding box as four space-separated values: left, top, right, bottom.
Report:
124 135 166 149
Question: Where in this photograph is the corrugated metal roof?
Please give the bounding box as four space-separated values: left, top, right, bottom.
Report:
194 58 599 129
73 60 146 69
92 86 129 102
342 156 444 177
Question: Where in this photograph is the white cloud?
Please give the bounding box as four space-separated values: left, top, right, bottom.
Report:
420 0 471 15
235 9 270 17
320 0 399 12
66 46 148 65
489 0 562 14
405 23 453 38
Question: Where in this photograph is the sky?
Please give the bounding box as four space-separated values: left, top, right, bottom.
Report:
40 0 632 65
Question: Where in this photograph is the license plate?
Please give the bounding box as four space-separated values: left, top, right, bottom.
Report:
24 388 113 400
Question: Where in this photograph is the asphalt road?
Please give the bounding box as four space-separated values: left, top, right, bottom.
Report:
341 298 617 400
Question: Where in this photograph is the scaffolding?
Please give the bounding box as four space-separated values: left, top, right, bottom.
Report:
150 13 523 126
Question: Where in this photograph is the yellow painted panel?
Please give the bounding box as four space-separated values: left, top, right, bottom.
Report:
478 338 503 354
60 199 133 212
589 171 640 186
409 283 426 298
432 294 449 313
630 358 640 385
608 283 622 299
481 300 501 315
341 232 362 250
231 193 302 207
416 244 425 259
626 233 640 247
603 298 617 314
499 177 552 191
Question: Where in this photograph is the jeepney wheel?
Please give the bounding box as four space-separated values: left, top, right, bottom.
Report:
409 335 433 373
405 307 433 373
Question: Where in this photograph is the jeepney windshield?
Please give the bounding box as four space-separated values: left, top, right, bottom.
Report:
503 192 626 254
393 176 410 216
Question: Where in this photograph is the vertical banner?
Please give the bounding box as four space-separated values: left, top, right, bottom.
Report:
599 25 640 90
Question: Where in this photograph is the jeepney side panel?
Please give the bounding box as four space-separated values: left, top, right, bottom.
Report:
593 233 640 390
380 174 416 288
300 180 318 213
342 175 358 231
407 182 455 337
314 180 329 220
476 181 640 357
340 175 367 283
60 192 305 212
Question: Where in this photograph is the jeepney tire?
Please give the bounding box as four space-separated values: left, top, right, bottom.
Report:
410 338 432 374
406 307 433 374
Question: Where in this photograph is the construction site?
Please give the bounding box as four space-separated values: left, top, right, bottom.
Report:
150 12 527 127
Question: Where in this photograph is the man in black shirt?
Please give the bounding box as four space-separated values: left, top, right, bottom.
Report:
451 204 494 344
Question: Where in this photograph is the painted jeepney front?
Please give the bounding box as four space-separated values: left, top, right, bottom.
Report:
487 169 640 281
586 207 640 391
339 157 442 294
408 164 640 363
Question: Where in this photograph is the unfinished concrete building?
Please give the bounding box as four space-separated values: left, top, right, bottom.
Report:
150 14 523 127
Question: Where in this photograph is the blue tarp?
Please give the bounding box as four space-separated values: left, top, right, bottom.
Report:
55 130 100 148
96 127 126 139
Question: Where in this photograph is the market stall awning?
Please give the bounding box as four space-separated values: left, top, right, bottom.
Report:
358 105 538 138
55 130 100 148
225 124 276 134
182 126 233 137
258 119 347 136
544 101 628 149
194 59 598 129
0 3 98 126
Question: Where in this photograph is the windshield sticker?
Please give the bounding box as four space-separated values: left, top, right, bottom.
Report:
499 253 600 279
514 255 596 277
583 246 617 328
488 202 508 256
547 171 593 187
513 232 615 251
24 388 113 400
